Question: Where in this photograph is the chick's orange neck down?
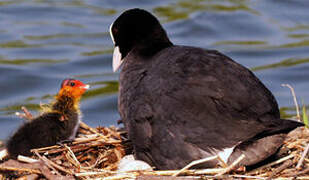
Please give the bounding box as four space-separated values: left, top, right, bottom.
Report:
52 81 88 114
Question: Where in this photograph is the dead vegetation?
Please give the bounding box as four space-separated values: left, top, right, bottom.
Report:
0 121 308 180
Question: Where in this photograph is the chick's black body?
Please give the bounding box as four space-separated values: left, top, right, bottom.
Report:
112 9 303 170
7 111 78 158
7 83 81 158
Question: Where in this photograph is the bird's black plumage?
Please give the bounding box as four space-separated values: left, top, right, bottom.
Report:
110 8 303 170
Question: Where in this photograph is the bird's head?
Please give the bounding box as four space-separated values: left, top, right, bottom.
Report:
110 8 172 72
58 79 90 100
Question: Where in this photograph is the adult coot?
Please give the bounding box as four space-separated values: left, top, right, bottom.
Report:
110 8 303 170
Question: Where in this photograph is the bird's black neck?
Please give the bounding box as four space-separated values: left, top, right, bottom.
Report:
134 41 173 58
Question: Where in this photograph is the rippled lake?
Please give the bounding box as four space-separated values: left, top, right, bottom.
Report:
0 0 309 140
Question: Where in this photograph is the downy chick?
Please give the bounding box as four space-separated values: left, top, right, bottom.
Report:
6 79 89 158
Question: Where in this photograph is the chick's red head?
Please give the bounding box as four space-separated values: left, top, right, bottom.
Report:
59 79 90 99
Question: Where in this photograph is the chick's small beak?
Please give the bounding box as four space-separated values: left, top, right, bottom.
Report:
81 84 90 90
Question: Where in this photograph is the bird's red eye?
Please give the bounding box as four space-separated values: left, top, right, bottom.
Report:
70 82 75 87
113 28 118 34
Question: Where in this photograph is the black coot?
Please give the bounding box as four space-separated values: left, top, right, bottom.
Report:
110 8 303 170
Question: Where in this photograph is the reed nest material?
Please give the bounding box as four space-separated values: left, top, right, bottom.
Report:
0 123 309 180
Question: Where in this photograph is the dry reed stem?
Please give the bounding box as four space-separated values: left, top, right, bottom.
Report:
172 155 218 176
103 127 121 140
80 122 109 140
21 106 33 121
33 150 61 176
102 174 136 180
32 140 121 156
266 160 294 180
17 155 38 163
64 144 81 169
65 151 80 169
281 84 300 121
296 143 309 169
296 177 309 180
231 174 266 179
15 106 33 122
31 135 119 153
145 168 224 176
216 155 228 168
17 174 39 180
0 166 41 174
34 150 74 175
216 154 245 176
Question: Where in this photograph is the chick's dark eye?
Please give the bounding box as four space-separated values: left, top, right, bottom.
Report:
70 82 75 87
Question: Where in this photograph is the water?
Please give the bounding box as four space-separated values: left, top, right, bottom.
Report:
0 0 309 140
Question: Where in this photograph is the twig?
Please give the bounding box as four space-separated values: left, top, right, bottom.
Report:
104 127 121 140
231 174 266 180
39 156 73 175
172 155 218 176
286 166 309 178
17 155 38 163
216 155 228 168
79 122 98 133
296 143 309 169
216 154 245 176
33 140 121 156
75 170 116 177
74 136 105 144
102 174 136 180
15 106 33 121
17 174 40 180
21 106 33 120
296 177 309 180
80 122 109 140
31 136 104 152
145 168 224 176
32 144 61 153
33 150 61 176
282 84 300 121
0 165 41 174
266 159 294 180
37 161 74 180
64 144 81 169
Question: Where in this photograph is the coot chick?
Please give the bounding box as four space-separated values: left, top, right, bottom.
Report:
6 79 89 158
110 8 303 170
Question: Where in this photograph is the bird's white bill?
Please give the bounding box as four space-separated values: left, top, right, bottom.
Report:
113 46 123 72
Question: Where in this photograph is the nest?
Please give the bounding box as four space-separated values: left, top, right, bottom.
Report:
0 122 309 180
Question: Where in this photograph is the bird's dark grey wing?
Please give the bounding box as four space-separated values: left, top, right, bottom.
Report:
144 47 280 149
